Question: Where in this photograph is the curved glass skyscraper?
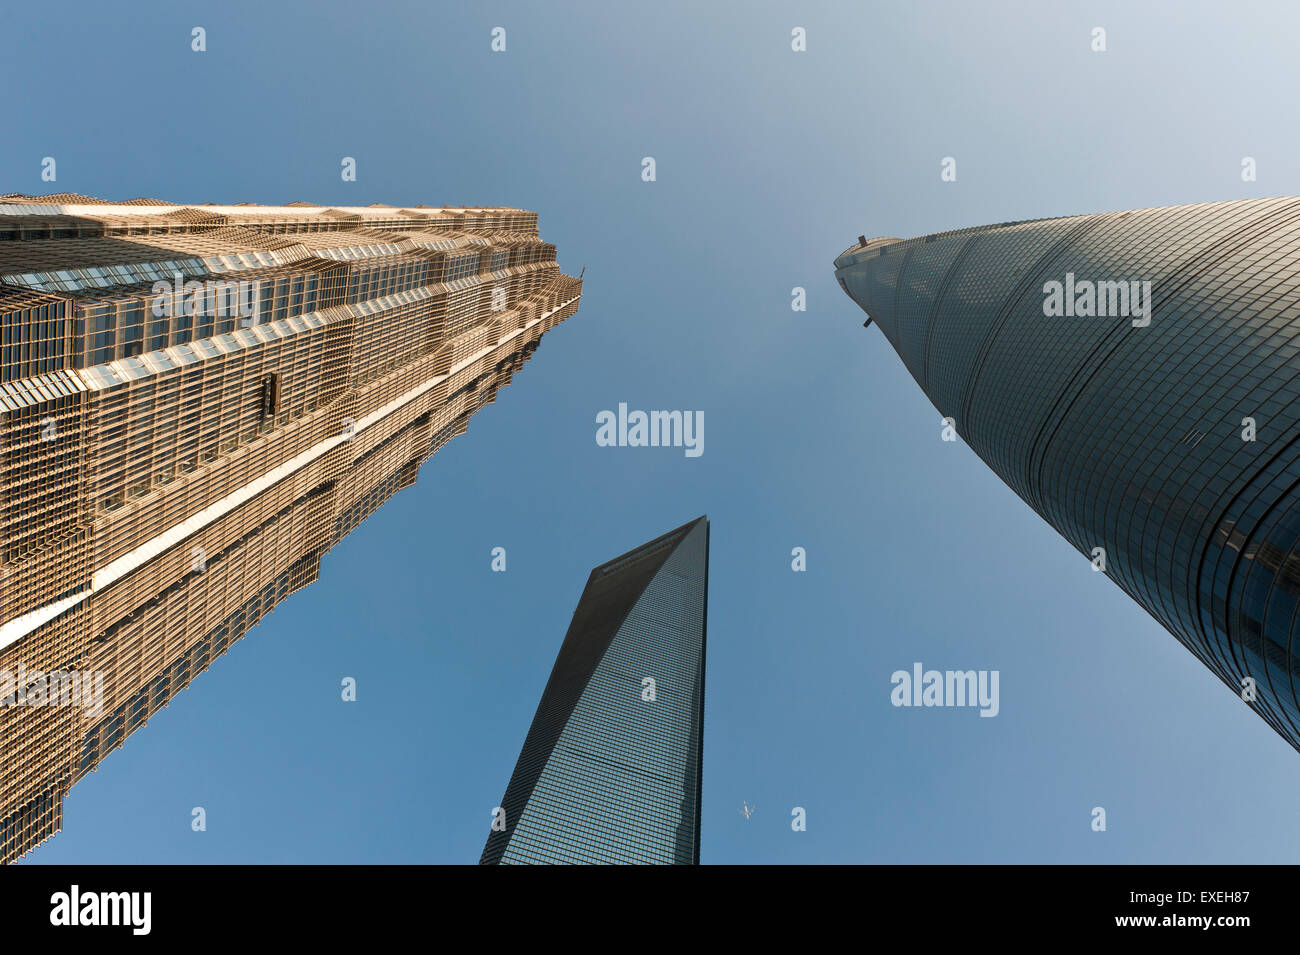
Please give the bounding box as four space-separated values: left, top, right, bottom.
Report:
834 198 1300 752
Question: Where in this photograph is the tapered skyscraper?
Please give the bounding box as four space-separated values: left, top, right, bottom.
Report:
482 516 709 865
0 194 583 863
835 197 1300 753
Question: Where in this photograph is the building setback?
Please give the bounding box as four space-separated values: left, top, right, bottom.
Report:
0 194 583 863
482 516 708 865
834 197 1300 753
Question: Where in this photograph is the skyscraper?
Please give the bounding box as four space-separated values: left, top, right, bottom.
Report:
481 516 709 865
834 197 1300 753
0 194 583 863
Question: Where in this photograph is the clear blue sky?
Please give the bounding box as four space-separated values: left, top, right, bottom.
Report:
8 0 1300 863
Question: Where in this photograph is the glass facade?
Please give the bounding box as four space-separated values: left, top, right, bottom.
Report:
834 197 1300 752
482 516 708 865
0 195 583 863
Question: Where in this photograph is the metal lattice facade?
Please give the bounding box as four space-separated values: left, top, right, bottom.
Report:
0 195 583 863
834 197 1300 754
481 516 708 865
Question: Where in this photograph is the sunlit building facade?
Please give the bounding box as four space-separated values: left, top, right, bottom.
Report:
0 194 583 862
481 516 708 865
835 197 1300 753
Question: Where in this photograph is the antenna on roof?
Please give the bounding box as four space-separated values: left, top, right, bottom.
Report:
858 235 868 247
579 265 586 279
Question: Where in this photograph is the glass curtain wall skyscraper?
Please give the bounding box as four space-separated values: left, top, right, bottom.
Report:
834 197 1300 754
481 516 709 865
0 194 583 863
